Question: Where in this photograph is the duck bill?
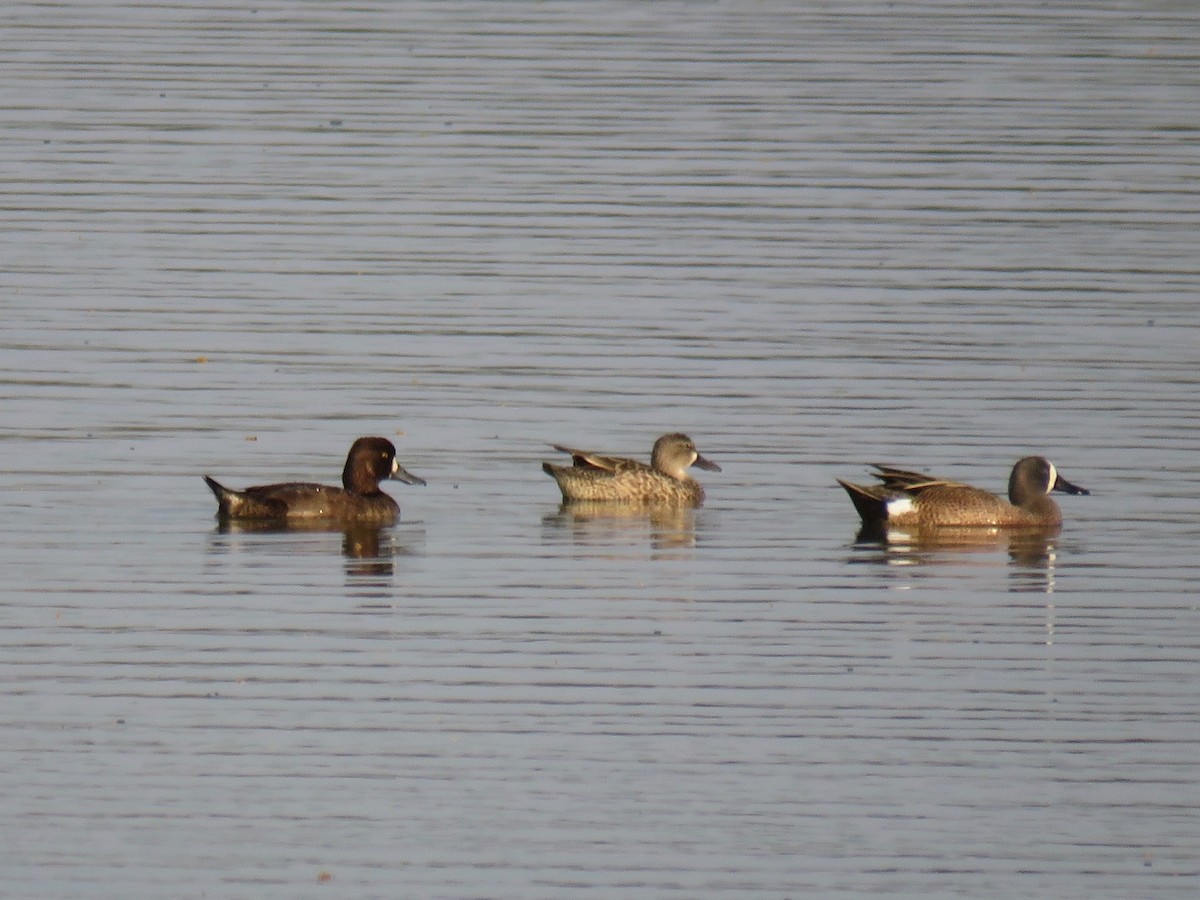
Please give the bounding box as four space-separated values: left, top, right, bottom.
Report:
692 453 722 473
1052 473 1088 496
390 462 427 486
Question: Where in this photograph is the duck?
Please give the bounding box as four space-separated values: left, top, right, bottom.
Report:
542 432 720 506
203 436 424 524
837 456 1088 528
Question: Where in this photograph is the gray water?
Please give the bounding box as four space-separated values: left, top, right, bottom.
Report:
3 1 1199 897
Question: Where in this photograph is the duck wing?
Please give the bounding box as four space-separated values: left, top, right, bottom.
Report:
551 444 648 474
870 464 965 495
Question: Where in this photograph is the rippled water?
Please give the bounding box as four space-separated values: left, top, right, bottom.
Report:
3 1 1199 897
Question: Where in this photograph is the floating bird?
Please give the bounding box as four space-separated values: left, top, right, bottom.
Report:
543 432 720 506
837 456 1088 528
203 436 424 524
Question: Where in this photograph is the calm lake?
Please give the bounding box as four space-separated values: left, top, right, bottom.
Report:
3 1 1198 897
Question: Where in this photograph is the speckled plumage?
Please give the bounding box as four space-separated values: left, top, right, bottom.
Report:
542 433 721 506
203 436 425 524
837 456 1088 528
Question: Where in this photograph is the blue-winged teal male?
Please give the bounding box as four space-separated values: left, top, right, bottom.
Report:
203 436 425 524
837 456 1088 528
542 432 721 506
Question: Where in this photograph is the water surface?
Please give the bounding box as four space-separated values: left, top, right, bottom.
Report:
3 1 1199 897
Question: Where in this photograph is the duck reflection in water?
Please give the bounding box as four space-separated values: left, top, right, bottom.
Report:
543 502 702 554
203 436 427 580
849 523 1064 593
838 457 1090 593
210 518 421 581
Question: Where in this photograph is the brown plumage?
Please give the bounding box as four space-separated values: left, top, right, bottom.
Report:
203 436 425 524
542 433 721 506
837 456 1088 528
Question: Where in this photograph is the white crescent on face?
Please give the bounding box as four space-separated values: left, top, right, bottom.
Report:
1047 461 1058 494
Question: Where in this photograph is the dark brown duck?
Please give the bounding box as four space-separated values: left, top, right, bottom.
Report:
203 436 425 524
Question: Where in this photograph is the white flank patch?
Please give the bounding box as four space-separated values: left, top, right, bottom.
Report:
886 497 914 519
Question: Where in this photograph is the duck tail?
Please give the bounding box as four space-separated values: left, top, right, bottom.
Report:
836 479 889 525
202 476 237 517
